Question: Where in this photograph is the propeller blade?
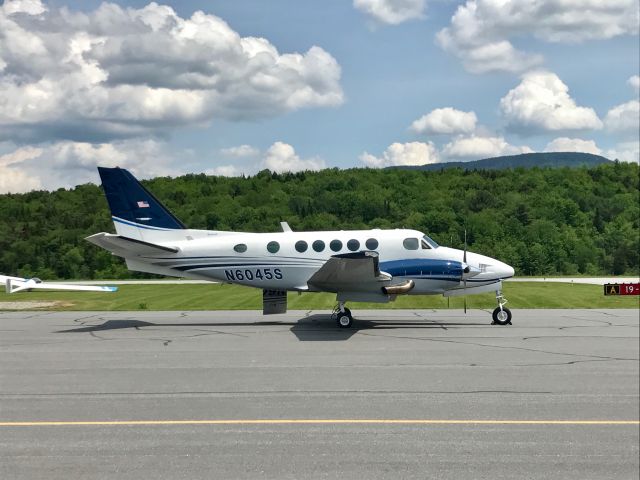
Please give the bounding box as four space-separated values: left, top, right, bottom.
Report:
462 275 467 314
463 228 467 264
464 228 468 313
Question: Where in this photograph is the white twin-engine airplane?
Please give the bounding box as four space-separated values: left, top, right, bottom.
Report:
1 274 117 294
87 167 515 328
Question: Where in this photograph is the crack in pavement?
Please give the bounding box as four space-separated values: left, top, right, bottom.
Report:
510 358 638 367
561 315 614 326
183 329 249 339
411 312 449 330
357 332 638 363
559 324 637 330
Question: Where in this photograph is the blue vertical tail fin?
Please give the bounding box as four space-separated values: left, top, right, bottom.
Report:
98 167 186 235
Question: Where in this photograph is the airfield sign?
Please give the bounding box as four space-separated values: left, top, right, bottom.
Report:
604 283 640 296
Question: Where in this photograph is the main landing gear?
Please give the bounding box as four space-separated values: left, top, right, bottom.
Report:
492 289 512 325
331 294 511 328
333 302 353 328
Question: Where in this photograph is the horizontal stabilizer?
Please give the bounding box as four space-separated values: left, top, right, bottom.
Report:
86 232 179 257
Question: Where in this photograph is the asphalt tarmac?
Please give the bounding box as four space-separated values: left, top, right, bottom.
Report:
1 309 638 479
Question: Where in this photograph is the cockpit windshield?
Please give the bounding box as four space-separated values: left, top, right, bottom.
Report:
422 234 439 249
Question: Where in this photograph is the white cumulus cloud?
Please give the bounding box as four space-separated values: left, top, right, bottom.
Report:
1 0 47 15
442 135 532 161
360 141 439 167
0 1 344 143
353 0 425 25
437 35 543 75
0 139 182 193
220 145 260 158
629 75 640 94
606 141 639 163
0 146 43 193
437 0 639 73
544 137 602 155
205 165 243 177
263 142 325 173
410 108 477 135
500 71 603 133
604 100 640 135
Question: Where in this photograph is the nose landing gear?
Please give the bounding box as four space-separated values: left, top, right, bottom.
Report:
492 290 512 325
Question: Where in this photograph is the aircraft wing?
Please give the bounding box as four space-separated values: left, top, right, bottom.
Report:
307 251 392 293
8 282 117 294
3 275 117 294
85 232 179 258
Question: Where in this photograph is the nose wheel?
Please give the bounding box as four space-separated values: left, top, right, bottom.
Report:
492 290 512 325
333 302 353 328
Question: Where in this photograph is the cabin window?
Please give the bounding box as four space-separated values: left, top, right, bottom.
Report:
267 241 280 253
421 239 431 249
234 243 247 253
295 240 308 253
365 238 379 250
347 239 360 251
330 239 342 252
403 238 419 250
312 240 325 252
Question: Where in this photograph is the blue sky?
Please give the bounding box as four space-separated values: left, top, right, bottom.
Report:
0 0 638 192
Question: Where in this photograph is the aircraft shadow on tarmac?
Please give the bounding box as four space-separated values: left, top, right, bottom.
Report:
55 315 485 341
290 315 485 341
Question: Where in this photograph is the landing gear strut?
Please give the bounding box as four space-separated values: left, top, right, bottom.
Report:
333 302 353 328
492 290 512 325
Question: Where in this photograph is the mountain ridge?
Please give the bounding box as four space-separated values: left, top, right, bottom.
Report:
389 152 613 171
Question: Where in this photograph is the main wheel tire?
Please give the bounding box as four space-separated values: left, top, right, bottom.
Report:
492 307 512 325
337 308 353 328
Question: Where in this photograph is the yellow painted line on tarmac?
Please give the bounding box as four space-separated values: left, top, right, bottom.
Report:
0 419 638 427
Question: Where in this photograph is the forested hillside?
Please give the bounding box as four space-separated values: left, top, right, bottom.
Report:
396 152 611 171
1 162 638 279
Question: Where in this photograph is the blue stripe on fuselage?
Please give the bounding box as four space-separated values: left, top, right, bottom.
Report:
380 259 463 279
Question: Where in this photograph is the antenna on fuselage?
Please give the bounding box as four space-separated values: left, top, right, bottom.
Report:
280 221 292 232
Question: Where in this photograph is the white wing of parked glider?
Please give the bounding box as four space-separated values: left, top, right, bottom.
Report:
1 274 118 294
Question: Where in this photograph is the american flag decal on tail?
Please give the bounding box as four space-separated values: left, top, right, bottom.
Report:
137 200 150 208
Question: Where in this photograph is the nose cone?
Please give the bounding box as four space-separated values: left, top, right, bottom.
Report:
444 248 514 280
461 250 514 279
498 262 515 279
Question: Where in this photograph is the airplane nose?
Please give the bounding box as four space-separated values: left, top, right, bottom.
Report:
501 263 515 279
460 250 514 279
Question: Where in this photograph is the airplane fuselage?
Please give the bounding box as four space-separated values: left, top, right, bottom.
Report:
121 226 514 297
89 166 516 326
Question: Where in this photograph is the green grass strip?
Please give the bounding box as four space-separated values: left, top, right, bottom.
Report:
1 282 638 311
